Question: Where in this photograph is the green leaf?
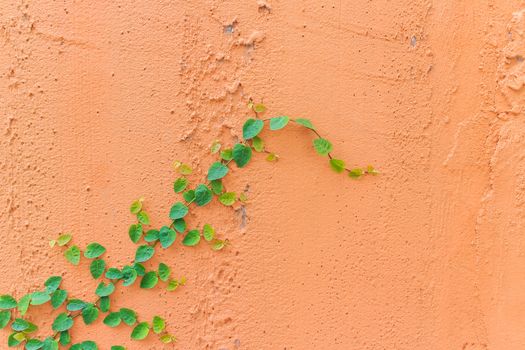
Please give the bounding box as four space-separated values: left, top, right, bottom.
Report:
194 184 212 206
266 152 279 162
24 322 38 334
44 276 62 293
0 295 17 309
14 332 26 341
232 143 252 168
173 218 186 233
0 310 10 328
119 308 137 326
56 234 72 246
135 245 155 263
160 334 176 343
348 168 363 179
239 192 248 203
203 224 215 242
30 292 51 306
212 239 228 251
253 103 266 113
295 118 315 130
131 322 150 340
269 116 289 130
173 177 188 193
183 190 196 204
140 272 158 289
178 163 192 175
313 138 333 156
52 313 73 332
59 331 70 346
122 266 137 287
129 200 142 215
95 282 115 297
152 316 165 334
64 245 81 265
69 344 82 350
27 325 39 334
366 165 379 175
166 280 179 292
11 318 29 332
182 230 200 247
25 339 43 350
132 262 146 276
210 140 221 154
84 243 106 259
252 136 264 152
220 149 233 161
82 304 99 325
66 299 87 311
50 290 67 309
111 346 125 350
81 341 98 350
90 259 106 279
105 268 123 280
210 179 223 195
136 211 150 225
329 159 345 173
128 224 143 244
103 312 121 327
17 294 31 316
207 162 229 181
242 118 264 140
82 340 98 350
144 229 159 242
8 332 24 347
159 226 176 249
133 263 145 278
158 263 171 282
169 202 189 220
99 296 110 313
219 192 236 206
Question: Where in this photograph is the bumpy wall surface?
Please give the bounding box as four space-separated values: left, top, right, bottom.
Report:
1 1 525 349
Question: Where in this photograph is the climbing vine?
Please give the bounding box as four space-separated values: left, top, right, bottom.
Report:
0 101 377 349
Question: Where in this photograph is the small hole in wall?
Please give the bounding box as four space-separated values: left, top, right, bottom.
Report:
224 24 234 34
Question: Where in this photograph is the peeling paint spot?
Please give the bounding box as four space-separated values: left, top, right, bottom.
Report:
235 31 265 47
257 0 271 12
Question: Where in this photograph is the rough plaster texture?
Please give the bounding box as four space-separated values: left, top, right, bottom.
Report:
1 0 525 349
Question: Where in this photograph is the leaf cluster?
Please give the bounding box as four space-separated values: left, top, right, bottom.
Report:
1 101 375 348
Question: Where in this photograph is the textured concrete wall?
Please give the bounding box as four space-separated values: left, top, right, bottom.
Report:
1 0 525 349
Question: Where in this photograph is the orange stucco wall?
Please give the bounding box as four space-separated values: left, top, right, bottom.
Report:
1 1 525 349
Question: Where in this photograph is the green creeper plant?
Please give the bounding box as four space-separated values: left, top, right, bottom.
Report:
0 101 377 349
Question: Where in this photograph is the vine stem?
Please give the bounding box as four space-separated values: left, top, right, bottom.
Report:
260 118 373 174
36 102 371 347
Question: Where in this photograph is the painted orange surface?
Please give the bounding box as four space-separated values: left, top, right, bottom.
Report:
1 0 525 349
